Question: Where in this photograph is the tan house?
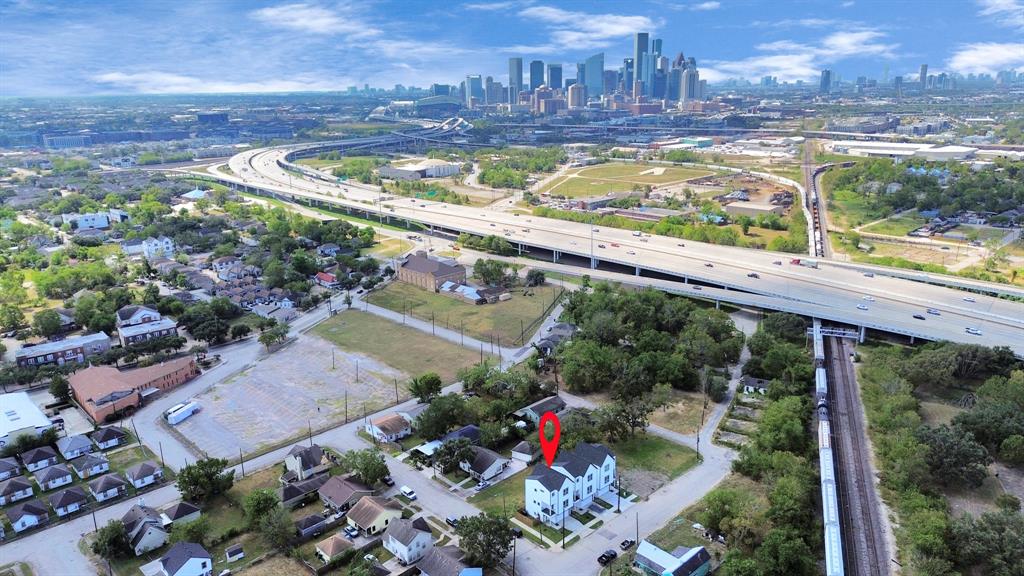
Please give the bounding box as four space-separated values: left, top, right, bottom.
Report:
316 534 352 564
397 252 466 292
346 496 402 535
365 413 412 443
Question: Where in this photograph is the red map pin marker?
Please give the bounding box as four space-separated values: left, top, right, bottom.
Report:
538 411 561 467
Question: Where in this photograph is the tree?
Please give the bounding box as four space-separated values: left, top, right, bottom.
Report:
243 489 280 529
454 513 514 568
525 269 546 287
343 292 353 309
0 269 27 306
433 437 473 474
754 396 808 454
473 259 512 286
176 458 234 502
1000 435 1024 465
409 372 443 403
951 509 1024 576
258 325 288 351
759 313 808 342
918 424 992 488
415 394 467 440
170 516 211 546
754 528 817 576
230 324 251 340
142 283 160 305
260 506 295 552
91 519 131 559
342 448 390 485
33 309 63 337
954 400 1024 452
188 315 229 344
49 374 71 403
699 487 740 533
0 305 25 331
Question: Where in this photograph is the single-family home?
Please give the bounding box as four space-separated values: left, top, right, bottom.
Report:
314 272 340 289
365 413 412 443
35 463 73 491
0 475 34 505
442 425 481 445
460 446 511 481
417 545 477 576
511 441 535 463
225 544 245 563
284 444 329 482
633 540 712 576
21 446 58 472
48 486 88 517
57 434 95 460
125 460 163 489
88 473 128 502
382 517 433 566
212 256 241 275
69 452 110 479
8 499 48 533
90 427 128 450
397 403 429 426
0 457 19 481
514 395 567 425
525 443 617 526
52 308 77 332
295 513 327 539
115 305 178 347
278 474 329 509
316 534 353 564
139 542 213 576
346 496 403 535
318 475 373 512
161 501 201 526
123 504 169 556
317 243 342 257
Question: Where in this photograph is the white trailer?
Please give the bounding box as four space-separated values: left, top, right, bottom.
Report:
165 401 200 425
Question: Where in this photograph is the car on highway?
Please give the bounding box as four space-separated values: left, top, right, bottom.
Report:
856 304 869 310
598 550 618 566
965 327 983 336
489 223 496 227
382 475 394 487
747 273 759 279
863 296 874 301
773 260 782 265
627 250 636 255
620 539 636 550
704 263 714 268
926 309 941 315
864 272 875 278
598 244 606 248
592 228 600 232
611 243 620 247
677 243 686 247
400 486 417 500
963 296 976 303
692 285 702 291
913 314 926 320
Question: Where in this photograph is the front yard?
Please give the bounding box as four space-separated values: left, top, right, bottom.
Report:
611 435 700 480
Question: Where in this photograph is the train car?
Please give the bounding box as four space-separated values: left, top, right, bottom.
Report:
820 446 836 486
818 420 831 450
816 366 829 402
813 335 825 367
824 523 845 576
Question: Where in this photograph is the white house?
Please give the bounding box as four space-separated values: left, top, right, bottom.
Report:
0 475 34 505
142 236 176 260
125 460 163 489
90 427 127 450
35 463 73 491
56 434 94 460
70 453 110 479
382 517 434 566
460 446 510 481
123 504 169 556
139 542 213 576
20 446 58 472
88 473 128 502
48 486 88 517
161 501 201 526
525 443 616 526
8 499 48 532
283 444 328 482
365 413 412 443
0 457 19 481
211 256 241 274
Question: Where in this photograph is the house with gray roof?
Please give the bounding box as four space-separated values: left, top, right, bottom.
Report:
35 463 73 491
417 545 478 576
284 444 328 482
295 513 326 539
122 504 168 556
524 442 616 526
56 434 94 460
90 427 127 450
0 456 19 481
125 460 163 489
382 516 433 565
459 446 510 481
48 486 88 517
633 539 712 576
0 475 34 505
69 452 110 479
318 475 373 512
20 446 58 472
88 473 128 502
514 395 567 425
140 542 212 576
161 501 201 526
8 498 48 533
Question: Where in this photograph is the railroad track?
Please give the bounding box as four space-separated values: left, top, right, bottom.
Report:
826 336 889 576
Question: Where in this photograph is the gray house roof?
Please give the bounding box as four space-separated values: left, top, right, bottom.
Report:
295 513 326 531
383 516 431 547
164 501 201 521
48 486 88 509
36 464 72 484
552 442 613 478
0 457 19 475
124 460 161 482
89 427 127 444
20 446 57 466
0 475 32 496
417 545 470 576
401 253 463 277
69 453 108 474
56 434 93 456
7 498 48 523
287 444 324 470
161 542 211 576
122 504 163 535
527 465 572 491
89 473 128 493
465 446 504 476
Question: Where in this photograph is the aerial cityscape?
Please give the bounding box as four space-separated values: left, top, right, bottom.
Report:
0 1 1022 576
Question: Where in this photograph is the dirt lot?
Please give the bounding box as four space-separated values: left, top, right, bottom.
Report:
176 332 408 459
238 555 308 575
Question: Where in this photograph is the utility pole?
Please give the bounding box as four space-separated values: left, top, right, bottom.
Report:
239 447 246 477
158 441 165 470
307 419 312 446
345 391 348 422
356 360 359 382
617 470 622 513
431 312 435 335
394 378 399 404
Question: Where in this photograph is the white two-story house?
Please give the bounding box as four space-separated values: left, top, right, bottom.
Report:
524 443 616 526
382 517 434 566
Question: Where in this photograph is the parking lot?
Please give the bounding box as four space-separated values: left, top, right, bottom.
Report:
175 332 409 459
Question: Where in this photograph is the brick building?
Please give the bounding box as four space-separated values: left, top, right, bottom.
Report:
15 332 111 368
396 251 466 292
69 357 199 423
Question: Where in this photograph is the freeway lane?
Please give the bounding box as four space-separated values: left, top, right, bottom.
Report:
199 144 1024 354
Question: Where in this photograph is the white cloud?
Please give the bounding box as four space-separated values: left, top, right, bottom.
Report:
519 5 659 50
947 42 1024 74
463 1 520 10
841 1 855 7
691 2 721 11
92 71 350 94
976 0 1024 31
249 2 380 38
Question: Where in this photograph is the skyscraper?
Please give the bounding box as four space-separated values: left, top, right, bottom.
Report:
919 64 928 88
546 64 562 93
668 67 683 101
465 75 484 106
682 67 700 101
652 38 663 57
567 83 587 108
530 60 545 91
584 52 604 99
623 58 634 94
633 33 649 96
819 69 833 94
508 58 523 101
642 53 658 97
602 70 618 96
894 76 904 99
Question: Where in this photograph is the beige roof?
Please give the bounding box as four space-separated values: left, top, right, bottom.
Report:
370 413 410 436
346 496 401 529
70 357 195 407
317 534 352 558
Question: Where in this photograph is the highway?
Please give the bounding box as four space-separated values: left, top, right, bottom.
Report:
193 137 1024 355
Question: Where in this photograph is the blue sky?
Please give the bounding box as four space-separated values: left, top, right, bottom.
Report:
1 0 1022 96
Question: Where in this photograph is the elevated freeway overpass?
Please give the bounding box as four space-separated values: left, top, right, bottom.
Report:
188 134 1024 355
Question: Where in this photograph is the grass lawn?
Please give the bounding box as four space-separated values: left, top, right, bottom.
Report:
611 436 700 480
827 188 889 230
237 555 307 575
237 191 419 233
365 236 413 259
649 390 706 436
312 310 493 383
917 400 965 426
541 164 711 198
468 467 530 516
861 212 927 237
106 445 174 480
365 281 563 345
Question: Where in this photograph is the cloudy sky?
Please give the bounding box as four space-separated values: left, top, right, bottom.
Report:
1 0 1022 96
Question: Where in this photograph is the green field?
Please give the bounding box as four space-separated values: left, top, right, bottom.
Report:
468 466 531 516
541 164 712 198
365 236 414 259
295 155 385 170
827 188 888 229
612 435 700 479
861 212 927 237
312 310 493 382
365 280 563 345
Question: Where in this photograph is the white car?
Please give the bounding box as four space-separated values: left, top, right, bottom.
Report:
862 296 874 302
965 327 983 336
400 485 417 500
963 296 976 303
856 304 869 311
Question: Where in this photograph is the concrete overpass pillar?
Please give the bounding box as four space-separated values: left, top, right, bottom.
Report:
635 265 641 276
715 300 720 310
553 251 559 263
590 257 597 269
859 325 866 343
909 335 915 344
517 243 523 255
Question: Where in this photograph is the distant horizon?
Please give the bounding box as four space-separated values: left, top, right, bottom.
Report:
1 0 1023 97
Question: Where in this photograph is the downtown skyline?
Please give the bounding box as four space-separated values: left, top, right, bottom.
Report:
1 0 1023 96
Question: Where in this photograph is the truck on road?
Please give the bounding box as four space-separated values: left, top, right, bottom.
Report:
790 258 819 269
165 401 200 425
